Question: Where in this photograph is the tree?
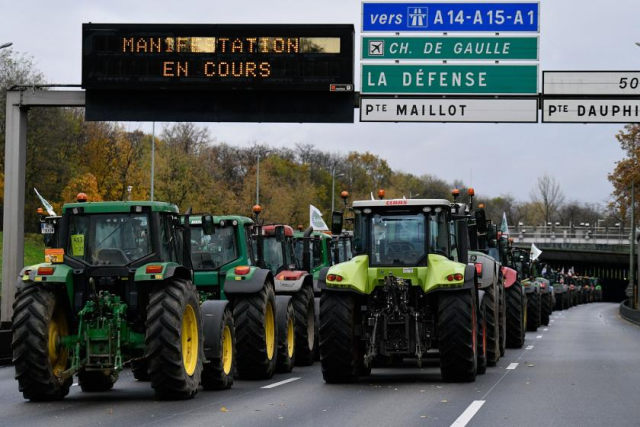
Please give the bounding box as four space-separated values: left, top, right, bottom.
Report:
530 174 565 224
608 124 640 225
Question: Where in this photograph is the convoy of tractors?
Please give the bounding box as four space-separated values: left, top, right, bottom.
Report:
6 189 602 401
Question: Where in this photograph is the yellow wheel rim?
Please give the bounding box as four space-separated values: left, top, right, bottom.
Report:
181 304 198 376
523 304 527 327
48 306 68 376
222 325 233 375
265 301 275 360
287 316 295 359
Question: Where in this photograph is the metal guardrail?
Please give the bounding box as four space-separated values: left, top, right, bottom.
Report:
511 225 634 251
620 299 640 327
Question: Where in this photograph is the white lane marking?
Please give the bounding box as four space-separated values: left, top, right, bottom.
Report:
543 328 549 331
550 320 555 323
526 345 534 350
536 335 543 339
506 363 519 370
450 400 486 427
72 383 78 387
261 377 301 389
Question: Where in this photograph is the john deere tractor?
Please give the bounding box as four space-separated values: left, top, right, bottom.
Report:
318 196 483 383
13 200 231 401
188 213 294 378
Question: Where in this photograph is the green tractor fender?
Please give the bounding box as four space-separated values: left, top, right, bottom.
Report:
134 262 192 283
435 264 477 293
318 256 369 294
224 266 274 294
201 299 232 360
20 263 75 305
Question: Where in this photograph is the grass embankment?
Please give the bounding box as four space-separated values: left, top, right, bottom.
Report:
0 232 45 288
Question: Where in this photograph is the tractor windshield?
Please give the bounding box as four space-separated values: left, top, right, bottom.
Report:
370 211 427 266
262 237 285 275
190 225 238 270
66 213 151 266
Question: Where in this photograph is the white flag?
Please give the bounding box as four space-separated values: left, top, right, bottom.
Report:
34 187 57 216
310 205 329 231
500 212 510 236
530 243 542 261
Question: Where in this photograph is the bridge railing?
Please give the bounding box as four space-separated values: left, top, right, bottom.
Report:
510 225 634 251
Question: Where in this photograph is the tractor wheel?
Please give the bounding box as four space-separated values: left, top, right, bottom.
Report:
12 283 72 401
292 285 315 366
506 283 526 348
313 297 320 362
146 278 203 400
438 289 478 382
276 296 296 373
563 292 570 309
78 371 116 392
201 306 235 390
233 283 278 380
482 285 500 365
555 293 564 311
541 294 551 326
526 292 541 332
499 286 506 358
131 358 150 381
319 291 361 383
477 301 488 375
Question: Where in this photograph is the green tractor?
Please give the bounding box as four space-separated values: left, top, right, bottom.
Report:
318 196 483 383
13 200 232 401
188 212 294 378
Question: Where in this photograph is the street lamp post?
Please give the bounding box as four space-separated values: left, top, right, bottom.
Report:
331 168 345 212
256 151 270 206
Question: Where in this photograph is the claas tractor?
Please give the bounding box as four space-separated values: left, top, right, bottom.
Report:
13 199 232 401
188 213 294 379
318 195 483 383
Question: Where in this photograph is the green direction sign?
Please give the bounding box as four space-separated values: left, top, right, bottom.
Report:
362 36 538 60
361 64 538 95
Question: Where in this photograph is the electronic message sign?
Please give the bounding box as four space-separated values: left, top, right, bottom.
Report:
82 24 354 92
82 24 355 122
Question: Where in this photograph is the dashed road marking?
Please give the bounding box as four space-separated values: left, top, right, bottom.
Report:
526 345 534 350
543 328 549 331
550 320 555 323
261 377 301 389
536 335 543 339
450 400 485 426
506 363 519 370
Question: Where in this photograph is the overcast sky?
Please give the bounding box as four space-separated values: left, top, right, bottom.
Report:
2 0 639 205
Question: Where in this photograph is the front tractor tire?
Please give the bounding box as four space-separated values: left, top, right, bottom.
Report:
201 303 235 390
233 283 278 380
526 291 541 332
438 289 478 383
275 295 296 373
292 285 315 366
319 291 361 383
482 285 500 366
506 283 526 348
12 283 72 401
146 278 203 400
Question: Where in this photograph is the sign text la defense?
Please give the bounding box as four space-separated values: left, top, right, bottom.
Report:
362 2 540 33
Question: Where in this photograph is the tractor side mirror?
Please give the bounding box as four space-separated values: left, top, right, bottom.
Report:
275 225 285 242
331 211 344 235
202 215 215 235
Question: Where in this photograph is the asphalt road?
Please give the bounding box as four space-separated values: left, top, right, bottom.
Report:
0 302 638 427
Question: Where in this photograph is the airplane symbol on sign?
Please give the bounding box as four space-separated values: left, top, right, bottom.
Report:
369 40 384 56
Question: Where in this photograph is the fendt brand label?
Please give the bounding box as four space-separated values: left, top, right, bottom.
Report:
362 36 539 60
543 99 640 123
361 98 538 123
362 2 540 33
361 64 538 95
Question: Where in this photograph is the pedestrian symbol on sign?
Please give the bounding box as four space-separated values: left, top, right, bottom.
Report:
407 7 428 28
368 40 384 56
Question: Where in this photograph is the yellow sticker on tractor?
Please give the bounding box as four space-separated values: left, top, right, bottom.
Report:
71 235 85 256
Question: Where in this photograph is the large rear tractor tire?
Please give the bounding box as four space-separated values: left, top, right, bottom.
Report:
506 283 526 349
477 301 488 375
563 291 570 309
201 305 235 390
292 285 315 366
146 278 203 400
555 293 564 311
78 371 116 392
438 289 478 382
526 291 541 332
12 283 72 401
275 296 296 373
499 286 506 358
233 283 278 380
482 285 500 365
319 291 361 383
